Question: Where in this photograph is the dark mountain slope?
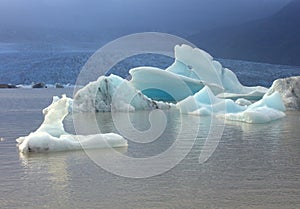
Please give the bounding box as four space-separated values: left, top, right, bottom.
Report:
189 0 300 66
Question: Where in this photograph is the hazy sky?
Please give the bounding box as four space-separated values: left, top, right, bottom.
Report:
0 0 292 38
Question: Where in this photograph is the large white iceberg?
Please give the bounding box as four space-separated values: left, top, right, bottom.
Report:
16 95 128 153
130 44 267 101
70 45 286 123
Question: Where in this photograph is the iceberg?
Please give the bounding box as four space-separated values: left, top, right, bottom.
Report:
225 107 286 124
130 44 267 102
267 76 300 110
73 74 173 112
176 86 286 123
235 98 252 106
15 42 294 156
70 44 286 123
246 91 286 112
225 92 286 123
176 86 247 115
16 95 127 153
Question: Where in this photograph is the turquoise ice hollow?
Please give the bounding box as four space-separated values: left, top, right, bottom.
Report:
129 44 267 102
129 67 210 102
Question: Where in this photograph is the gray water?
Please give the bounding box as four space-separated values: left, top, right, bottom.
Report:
0 89 300 208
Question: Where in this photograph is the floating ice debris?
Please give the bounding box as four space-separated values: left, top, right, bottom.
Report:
225 91 286 123
225 106 286 124
176 86 286 123
235 98 252 106
176 86 246 115
16 95 127 153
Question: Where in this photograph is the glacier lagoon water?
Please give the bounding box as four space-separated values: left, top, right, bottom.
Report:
0 88 300 208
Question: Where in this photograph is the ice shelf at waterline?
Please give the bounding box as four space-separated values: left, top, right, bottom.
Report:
71 75 286 124
16 95 128 153
176 86 286 123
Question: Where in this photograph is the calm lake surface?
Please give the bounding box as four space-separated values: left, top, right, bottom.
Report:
0 89 299 208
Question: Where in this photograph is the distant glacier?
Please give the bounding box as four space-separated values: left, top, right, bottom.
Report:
0 43 299 86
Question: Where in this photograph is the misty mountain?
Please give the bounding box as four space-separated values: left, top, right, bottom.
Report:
189 0 300 66
0 0 289 43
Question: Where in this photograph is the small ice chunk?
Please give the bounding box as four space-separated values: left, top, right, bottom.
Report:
225 107 286 124
235 98 252 106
